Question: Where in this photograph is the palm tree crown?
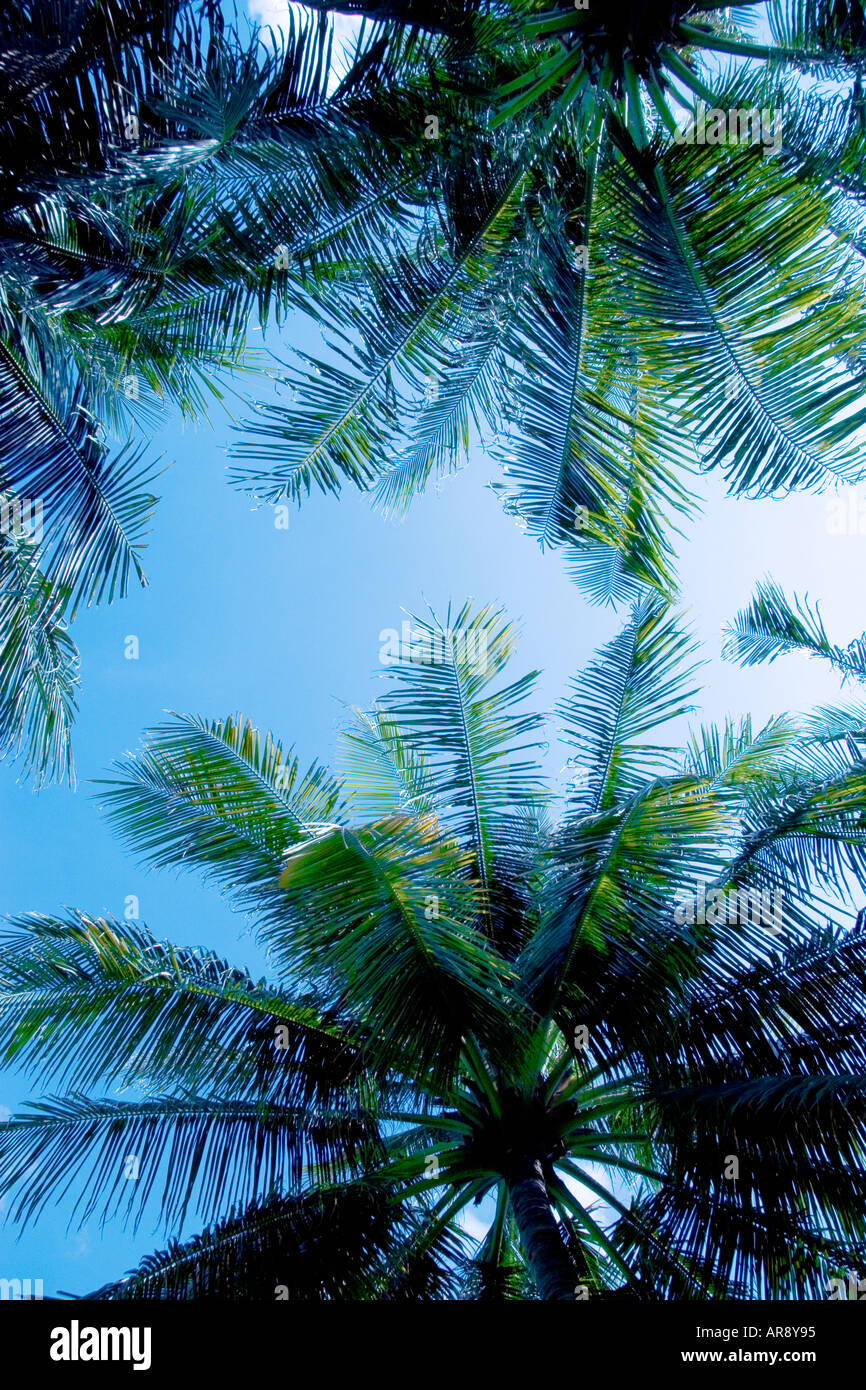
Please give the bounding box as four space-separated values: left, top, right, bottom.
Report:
3 596 866 1299
226 0 866 609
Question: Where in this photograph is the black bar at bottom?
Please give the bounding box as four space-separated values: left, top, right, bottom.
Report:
0 1299 859 1376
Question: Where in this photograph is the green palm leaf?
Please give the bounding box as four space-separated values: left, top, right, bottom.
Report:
0 911 363 1105
0 1090 380 1231
373 599 548 914
96 712 345 927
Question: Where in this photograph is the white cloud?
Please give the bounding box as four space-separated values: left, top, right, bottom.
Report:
248 0 292 28
456 1205 490 1245
247 2 361 58
247 3 363 92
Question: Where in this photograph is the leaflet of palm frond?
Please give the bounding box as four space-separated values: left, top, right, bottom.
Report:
800 702 866 756
301 0 487 44
663 70 866 359
656 1071 866 1205
607 122 866 495
0 539 79 785
549 846 848 1070
492 261 613 546
582 413 691 598
148 12 442 243
372 351 499 512
543 887 815 1078
0 345 159 612
329 13 447 102
85 192 268 362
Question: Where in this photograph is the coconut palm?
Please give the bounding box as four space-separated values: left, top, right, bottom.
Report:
2 596 866 1299
226 0 866 608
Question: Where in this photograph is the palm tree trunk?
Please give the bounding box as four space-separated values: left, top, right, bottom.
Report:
506 1157 577 1301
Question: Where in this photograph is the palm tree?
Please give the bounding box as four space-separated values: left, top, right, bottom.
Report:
3 596 866 1299
0 1 430 783
226 0 866 608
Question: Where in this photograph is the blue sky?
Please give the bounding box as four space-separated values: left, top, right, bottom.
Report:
2 0 866 1295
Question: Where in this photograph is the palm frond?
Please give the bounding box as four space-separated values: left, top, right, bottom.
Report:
373 599 548 914
609 89 866 495
682 714 799 791
275 812 512 1084
339 707 435 818
556 594 703 813
0 1090 380 1231
0 346 159 613
723 578 866 680
228 146 529 503
88 1186 465 1300
0 538 79 785
0 911 364 1106
96 713 345 927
